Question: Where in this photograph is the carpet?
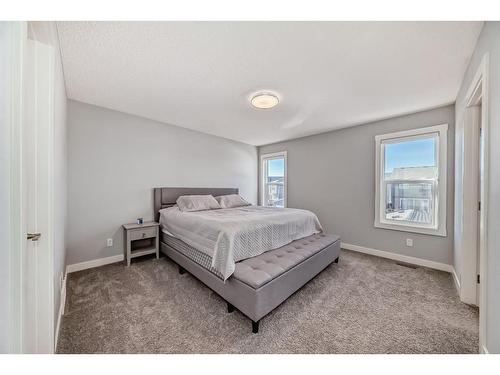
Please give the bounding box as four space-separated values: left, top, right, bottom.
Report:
56 250 478 353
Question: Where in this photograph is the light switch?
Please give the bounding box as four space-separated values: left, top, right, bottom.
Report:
406 238 413 247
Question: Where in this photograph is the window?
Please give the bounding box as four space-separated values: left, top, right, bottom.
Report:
375 124 448 236
261 151 287 208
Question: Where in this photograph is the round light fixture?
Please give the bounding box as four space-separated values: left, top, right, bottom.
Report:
250 92 280 109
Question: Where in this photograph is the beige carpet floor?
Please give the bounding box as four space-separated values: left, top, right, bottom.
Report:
57 250 478 354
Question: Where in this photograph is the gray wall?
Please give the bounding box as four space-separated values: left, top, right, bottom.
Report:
67 100 258 265
259 105 455 265
28 21 68 335
455 21 500 353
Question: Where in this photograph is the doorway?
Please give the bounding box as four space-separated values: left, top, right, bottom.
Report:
462 103 482 307
459 53 489 353
1 22 56 353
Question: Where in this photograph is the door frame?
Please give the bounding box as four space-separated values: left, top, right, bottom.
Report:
1 21 26 354
460 53 489 353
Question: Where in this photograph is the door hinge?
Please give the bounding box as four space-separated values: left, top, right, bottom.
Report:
477 274 480 284
478 201 481 211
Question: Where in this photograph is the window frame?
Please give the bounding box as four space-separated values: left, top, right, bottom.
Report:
260 151 287 208
374 124 448 237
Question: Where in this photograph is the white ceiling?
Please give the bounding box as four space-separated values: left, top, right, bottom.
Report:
57 22 483 146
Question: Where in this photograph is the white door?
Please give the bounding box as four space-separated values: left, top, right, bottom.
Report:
460 106 481 306
22 38 55 353
476 117 483 306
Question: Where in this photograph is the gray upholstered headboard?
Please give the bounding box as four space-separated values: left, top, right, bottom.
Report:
153 187 239 221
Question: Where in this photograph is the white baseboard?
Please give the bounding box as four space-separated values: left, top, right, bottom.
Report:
66 254 124 274
451 267 461 293
54 271 66 352
341 242 454 273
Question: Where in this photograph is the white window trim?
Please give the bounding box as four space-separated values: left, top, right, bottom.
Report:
260 151 287 207
374 124 448 237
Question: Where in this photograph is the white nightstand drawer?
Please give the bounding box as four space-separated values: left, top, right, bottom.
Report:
129 227 156 241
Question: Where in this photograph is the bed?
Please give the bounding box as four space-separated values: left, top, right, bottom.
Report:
154 187 341 333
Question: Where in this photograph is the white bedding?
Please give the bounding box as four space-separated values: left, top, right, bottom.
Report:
159 205 322 280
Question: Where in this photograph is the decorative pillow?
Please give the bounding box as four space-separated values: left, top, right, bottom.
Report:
215 194 251 209
176 195 221 212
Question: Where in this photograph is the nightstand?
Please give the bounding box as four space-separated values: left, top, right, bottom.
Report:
122 221 160 266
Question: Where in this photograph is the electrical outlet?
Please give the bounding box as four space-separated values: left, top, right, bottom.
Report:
107 238 113 247
406 238 413 247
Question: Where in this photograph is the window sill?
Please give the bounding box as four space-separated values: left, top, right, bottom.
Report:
374 221 447 237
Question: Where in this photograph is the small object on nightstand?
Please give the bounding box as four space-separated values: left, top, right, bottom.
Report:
122 221 160 266
137 217 143 224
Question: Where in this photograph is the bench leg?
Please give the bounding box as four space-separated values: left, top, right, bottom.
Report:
334 257 339 264
252 320 260 334
227 303 235 313
178 265 186 275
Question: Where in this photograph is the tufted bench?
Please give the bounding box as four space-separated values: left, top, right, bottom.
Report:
234 233 339 289
162 232 341 333
227 233 340 333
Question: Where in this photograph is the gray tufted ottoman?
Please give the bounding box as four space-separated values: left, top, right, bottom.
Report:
161 233 341 333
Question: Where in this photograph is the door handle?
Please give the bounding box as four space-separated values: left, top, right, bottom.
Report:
27 233 41 241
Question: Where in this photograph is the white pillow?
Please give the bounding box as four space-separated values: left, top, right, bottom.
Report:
176 195 221 212
215 194 251 209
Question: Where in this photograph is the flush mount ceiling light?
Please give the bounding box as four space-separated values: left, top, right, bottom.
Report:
250 92 280 109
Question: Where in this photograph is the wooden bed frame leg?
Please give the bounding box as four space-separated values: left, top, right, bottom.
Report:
252 320 260 334
178 265 186 275
227 303 235 313
334 257 339 263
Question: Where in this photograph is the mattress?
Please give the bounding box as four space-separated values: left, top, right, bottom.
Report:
162 231 224 279
159 205 323 280
161 230 340 288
